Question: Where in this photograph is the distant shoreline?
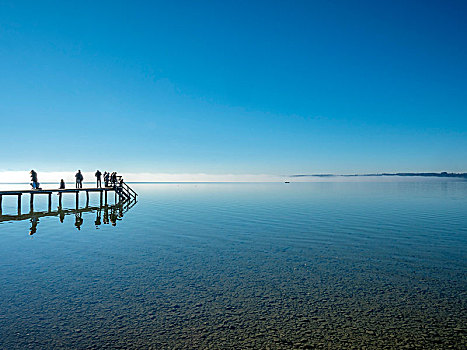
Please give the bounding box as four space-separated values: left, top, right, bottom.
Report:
291 172 467 179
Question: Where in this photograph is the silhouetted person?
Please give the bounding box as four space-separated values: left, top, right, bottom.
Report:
75 170 83 189
30 170 40 189
75 213 83 230
104 172 110 187
59 179 65 189
95 170 102 188
110 172 116 186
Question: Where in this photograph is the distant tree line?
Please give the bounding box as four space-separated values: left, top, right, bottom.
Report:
379 172 467 178
290 172 467 178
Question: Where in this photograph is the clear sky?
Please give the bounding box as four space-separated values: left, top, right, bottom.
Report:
1 0 466 179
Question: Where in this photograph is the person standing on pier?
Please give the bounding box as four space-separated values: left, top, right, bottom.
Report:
104 171 110 187
30 170 40 189
75 170 83 188
95 170 102 188
111 172 117 186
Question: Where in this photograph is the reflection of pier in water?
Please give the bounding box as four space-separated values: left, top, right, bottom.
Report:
0 198 137 235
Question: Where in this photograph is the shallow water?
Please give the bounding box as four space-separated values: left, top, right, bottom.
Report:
0 181 466 349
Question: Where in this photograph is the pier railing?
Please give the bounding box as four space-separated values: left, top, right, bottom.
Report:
114 177 137 201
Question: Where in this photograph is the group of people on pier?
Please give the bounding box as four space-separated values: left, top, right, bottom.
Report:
29 170 122 190
75 170 120 189
93 170 120 188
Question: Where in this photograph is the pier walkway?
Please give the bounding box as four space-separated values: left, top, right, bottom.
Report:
0 180 137 215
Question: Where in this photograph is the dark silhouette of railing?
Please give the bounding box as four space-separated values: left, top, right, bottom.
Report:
114 176 138 201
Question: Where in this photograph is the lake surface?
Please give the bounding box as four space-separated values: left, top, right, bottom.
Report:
0 181 466 349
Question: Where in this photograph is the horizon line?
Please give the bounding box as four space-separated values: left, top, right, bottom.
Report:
1 171 466 185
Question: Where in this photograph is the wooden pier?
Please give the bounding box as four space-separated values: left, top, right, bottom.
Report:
0 181 137 215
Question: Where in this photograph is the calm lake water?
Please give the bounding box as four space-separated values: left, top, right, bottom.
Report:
0 181 466 349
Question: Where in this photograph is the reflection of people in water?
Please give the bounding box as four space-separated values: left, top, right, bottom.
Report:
59 210 65 223
103 206 109 224
110 207 118 226
74 213 83 230
29 216 39 235
95 209 102 227
2 201 135 235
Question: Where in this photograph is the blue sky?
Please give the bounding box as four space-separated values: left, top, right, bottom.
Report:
0 0 466 177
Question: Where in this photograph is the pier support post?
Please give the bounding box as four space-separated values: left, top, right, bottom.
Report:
104 191 107 206
0 195 2 214
86 191 89 207
48 193 52 212
100 191 103 206
18 194 22 215
114 191 117 204
76 192 79 209
30 193 34 212
58 192 62 208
